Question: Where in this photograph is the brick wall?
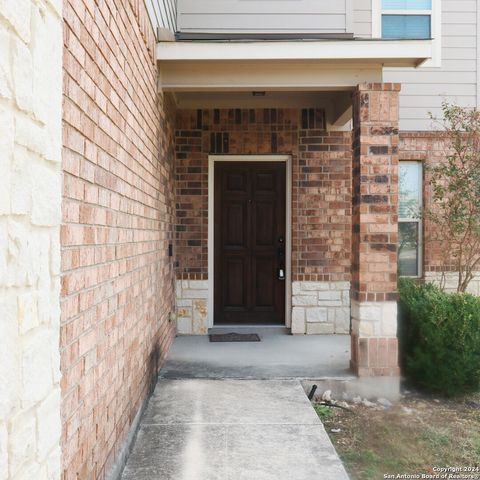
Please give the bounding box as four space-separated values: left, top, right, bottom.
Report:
61 1 176 478
175 108 352 334
399 132 452 275
175 108 352 282
399 132 480 293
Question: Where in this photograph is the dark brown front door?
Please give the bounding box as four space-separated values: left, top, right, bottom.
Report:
214 161 286 325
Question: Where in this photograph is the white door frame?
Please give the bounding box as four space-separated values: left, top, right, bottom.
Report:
208 155 292 328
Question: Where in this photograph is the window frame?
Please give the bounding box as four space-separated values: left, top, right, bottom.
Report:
398 160 423 278
372 0 441 67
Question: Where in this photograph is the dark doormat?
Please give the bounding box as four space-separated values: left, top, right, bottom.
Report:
209 333 261 343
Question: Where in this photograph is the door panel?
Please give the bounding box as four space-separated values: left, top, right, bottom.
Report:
224 202 246 247
224 256 245 307
254 201 275 246
214 161 286 325
253 255 275 307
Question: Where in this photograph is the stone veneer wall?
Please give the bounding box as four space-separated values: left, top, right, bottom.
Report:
291 281 350 334
175 109 352 334
175 280 209 335
61 1 176 478
0 0 63 479
424 272 480 295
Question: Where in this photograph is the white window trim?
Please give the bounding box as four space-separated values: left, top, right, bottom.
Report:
399 161 423 278
372 0 441 68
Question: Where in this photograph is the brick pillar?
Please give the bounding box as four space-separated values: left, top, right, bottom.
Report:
351 83 401 377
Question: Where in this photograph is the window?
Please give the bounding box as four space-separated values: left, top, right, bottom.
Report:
382 15 430 39
372 0 441 72
381 0 432 39
398 162 422 277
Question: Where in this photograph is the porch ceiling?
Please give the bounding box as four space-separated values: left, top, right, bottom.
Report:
156 39 433 92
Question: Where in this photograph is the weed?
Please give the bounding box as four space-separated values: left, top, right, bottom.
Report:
313 403 333 420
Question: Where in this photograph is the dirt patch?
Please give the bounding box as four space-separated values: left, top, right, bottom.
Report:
316 391 480 480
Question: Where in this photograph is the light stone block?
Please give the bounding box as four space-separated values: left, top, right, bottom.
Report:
12 37 33 111
15 114 46 156
318 290 341 301
176 307 192 318
317 300 343 307
292 282 302 295
292 295 317 306
192 300 208 335
11 147 31 215
0 296 19 419
307 323 335 335
177 317 192 335
0 422 7 477
182 289 208 299
351 300 398 338
36 390 61 461
45 445 61 479
0 0 31 43
358 320 375 337
17 291 38 334
342 290 351 304
31 163 61 226
0 107 13 214
0 29 12 100
300 281 329 291
306 307 328 323
49 234 60 277
45 0 62 17
291 307 306 335
336 307 350 323
176 299 192 307
0 222 6 286
380 302 398 336
21 328 55 406
8 411 36 477
188 280 208 290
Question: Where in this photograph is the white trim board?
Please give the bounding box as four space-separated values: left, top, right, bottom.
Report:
156 39 433 64
208 155 293 329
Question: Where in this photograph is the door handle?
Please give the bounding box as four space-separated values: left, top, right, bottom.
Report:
277 237 285 280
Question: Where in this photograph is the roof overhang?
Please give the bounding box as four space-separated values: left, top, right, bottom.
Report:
157 39 432 64
156 39 433 92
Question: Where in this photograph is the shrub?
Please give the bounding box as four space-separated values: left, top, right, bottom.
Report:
398 278 480 396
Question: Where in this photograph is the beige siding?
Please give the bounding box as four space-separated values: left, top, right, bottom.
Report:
354 0 373 37
146 0 177 33
384 0 479 130
177 0 349 33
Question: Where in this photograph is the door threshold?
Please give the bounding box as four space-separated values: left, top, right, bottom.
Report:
209 325 290 335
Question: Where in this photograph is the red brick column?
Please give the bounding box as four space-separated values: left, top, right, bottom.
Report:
351 83 401 377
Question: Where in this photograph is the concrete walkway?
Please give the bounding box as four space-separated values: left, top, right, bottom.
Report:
121 379 349 480
161 329 352 380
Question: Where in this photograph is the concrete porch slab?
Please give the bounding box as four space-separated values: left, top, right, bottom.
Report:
160 330 352 380
121 379 349 480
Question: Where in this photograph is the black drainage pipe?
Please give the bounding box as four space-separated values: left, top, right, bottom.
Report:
308 384 318 401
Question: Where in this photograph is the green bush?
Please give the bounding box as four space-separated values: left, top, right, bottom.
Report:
398 278 480 396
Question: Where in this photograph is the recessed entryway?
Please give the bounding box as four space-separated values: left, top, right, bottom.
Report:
208 155 292 328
